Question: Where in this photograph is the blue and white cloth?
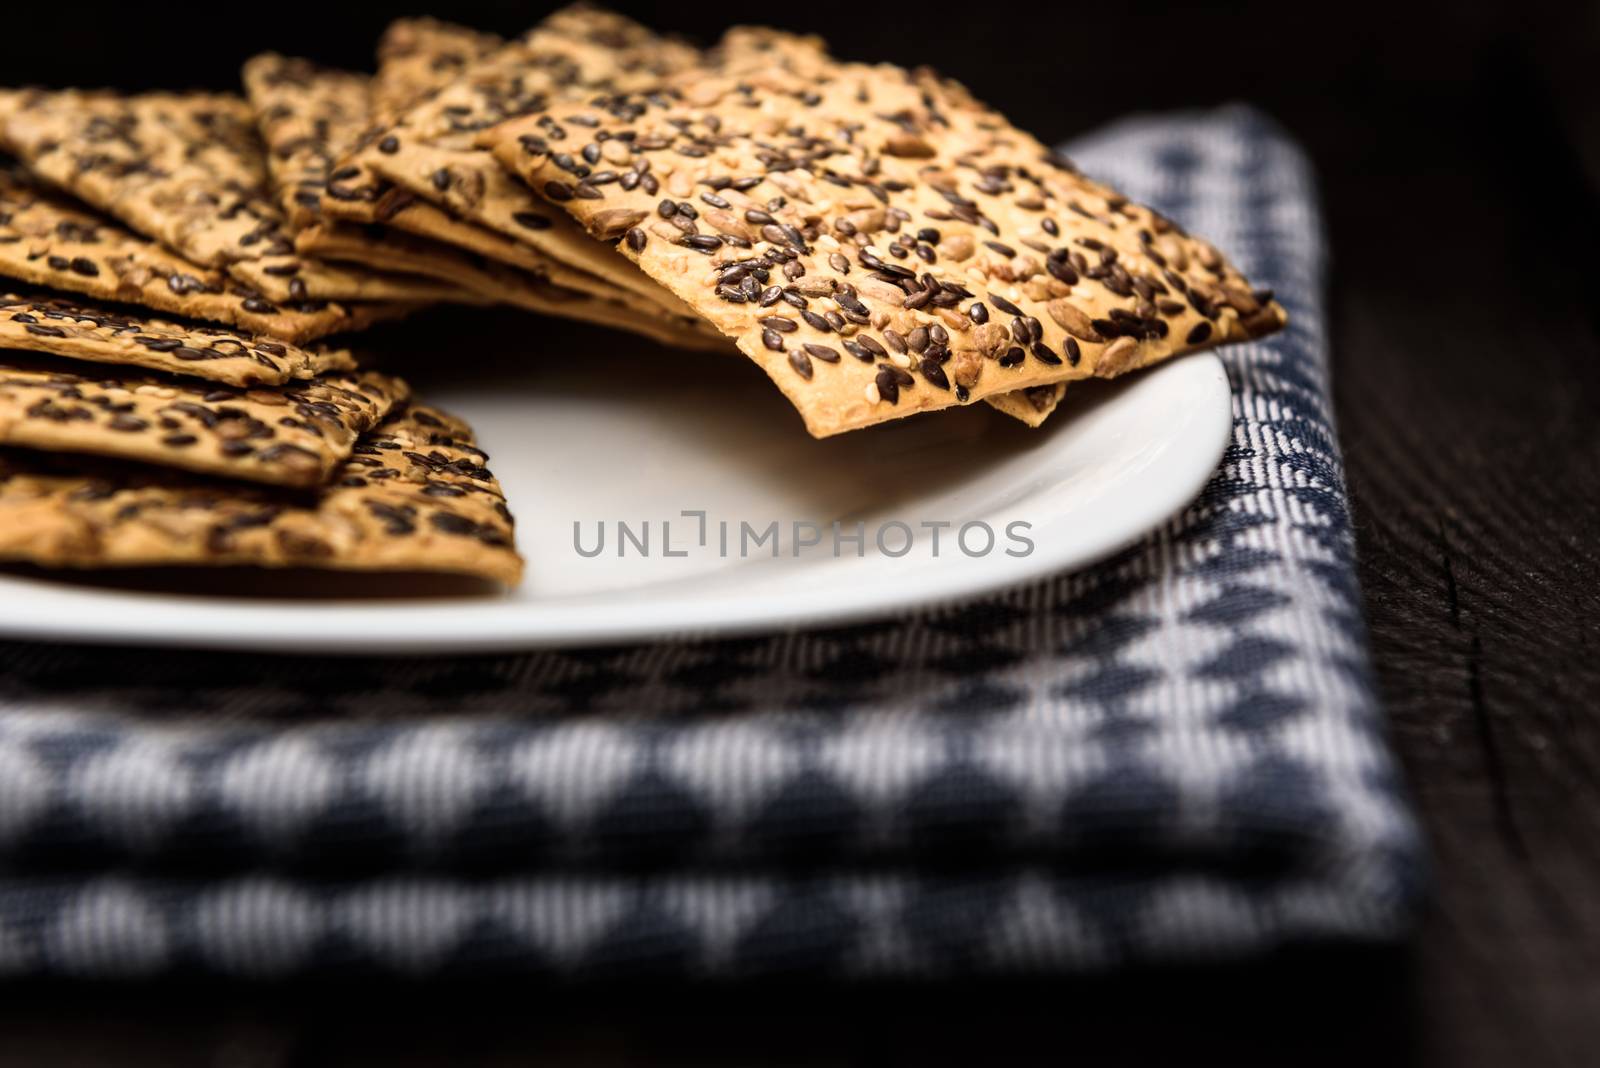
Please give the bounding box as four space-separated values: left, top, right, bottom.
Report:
0 107 1424 979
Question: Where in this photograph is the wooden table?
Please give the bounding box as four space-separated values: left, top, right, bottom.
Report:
1 1 1596 1063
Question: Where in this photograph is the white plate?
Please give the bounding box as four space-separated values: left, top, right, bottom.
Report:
0 347 1231 653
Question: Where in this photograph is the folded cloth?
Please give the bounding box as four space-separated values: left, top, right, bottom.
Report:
0 107 1424 980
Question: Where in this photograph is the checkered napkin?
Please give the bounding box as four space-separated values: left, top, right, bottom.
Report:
0 107 1423 979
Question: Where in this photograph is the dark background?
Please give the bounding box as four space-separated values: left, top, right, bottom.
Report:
4 1 1599 1064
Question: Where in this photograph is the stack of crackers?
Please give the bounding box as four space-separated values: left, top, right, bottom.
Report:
0 5 1285 591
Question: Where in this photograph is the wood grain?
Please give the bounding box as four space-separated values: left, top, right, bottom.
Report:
1336 25 1600 1067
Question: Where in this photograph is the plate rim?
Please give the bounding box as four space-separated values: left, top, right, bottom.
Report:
0 353 1233 654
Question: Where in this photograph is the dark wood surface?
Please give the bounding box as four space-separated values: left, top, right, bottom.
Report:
1332 10 1600 1064
1 1 1597 1063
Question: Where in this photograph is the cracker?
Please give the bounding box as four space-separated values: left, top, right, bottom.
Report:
293 222 489 288
373 18 505 119
332 187 664 307
0 89 458 306
264 12 1054 425
364 140 694 309
0 89 283 269
0 361 406 487
334 8 700 311
321 179 525 262
304 14 1069 416
242 53 374 230
342 11 700 319
0 405 523 584
294 222 721 349
298 18 505 236
237 53 519 309
983 384 1066 428
0 167 406 343
0 292 353 386
225 254 473 306
478 36 1285 436
325 142 695 318
348 5 697 210
300 87 685 319
353 15 1061 415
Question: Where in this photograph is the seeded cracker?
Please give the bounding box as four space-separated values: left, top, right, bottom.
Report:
0 89 265 268
240 52 544 310
0 168 406 344
293 223 722 349
372 18 506 119
0 89 463 306
241 54 376 230
311 17 609 299
224 254 470 306
330 187 698 322
0 406 523 585
479 31 1286 436
0 362 406 487
323 181 575 285
240 45 510 294
706 27 1071 427
983 383 1067 428
240 50 712 342
0 292 353 386
338 7 703 315
348 13 1066 425
257 23 703 327
312 17 506 232
335 146 700 320
357 15 1062 426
